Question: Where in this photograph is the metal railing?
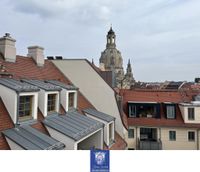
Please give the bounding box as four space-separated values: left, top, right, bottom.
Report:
138 139 162 150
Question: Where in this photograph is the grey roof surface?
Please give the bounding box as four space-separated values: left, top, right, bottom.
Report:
22 79 62 91
47 80 78 90
0 78 40 93
43 112 104 141
83 108 115 122
2 125 65 150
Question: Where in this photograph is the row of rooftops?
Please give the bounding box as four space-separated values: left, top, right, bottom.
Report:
0 78 78 93
2 109 109 149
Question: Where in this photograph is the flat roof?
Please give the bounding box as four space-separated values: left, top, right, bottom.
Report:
0 78 40 93
22 79 61 91
43 112 104 141
2 125 65 150
83 108 115 122
47 80 78 90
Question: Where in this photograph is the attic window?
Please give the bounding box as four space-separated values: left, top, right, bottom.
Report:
47 94 56 113
166 105 176 119
18 96 33 122
68 92 75 109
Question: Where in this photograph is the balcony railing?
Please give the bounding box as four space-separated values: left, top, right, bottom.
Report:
138 139 162 150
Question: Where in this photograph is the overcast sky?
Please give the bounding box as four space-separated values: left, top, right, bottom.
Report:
0 0 200 82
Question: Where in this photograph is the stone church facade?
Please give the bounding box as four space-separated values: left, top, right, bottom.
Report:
99 27 135 88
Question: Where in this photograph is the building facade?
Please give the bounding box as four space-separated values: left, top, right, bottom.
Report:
120 89 200 150
99 27 135 89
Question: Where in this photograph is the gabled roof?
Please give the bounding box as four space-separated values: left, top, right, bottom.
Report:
22 79 62 91
43 112 104 141
3 125 65 150
47 80 78 90
83 108 115 122
0 78 40 93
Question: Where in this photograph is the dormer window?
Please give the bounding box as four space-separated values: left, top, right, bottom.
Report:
188 108 194 120
18 96 33 122
47 94 57 113
45 80 78 112
166 104 176 119
68 92 75 110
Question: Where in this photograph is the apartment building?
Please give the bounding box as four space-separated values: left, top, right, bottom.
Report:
120 89 200 150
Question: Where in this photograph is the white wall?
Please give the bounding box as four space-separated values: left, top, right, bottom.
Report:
53 60 125 138
46 126 75 150
60 89 78 112
0 85 17 123
85 113 114 146
179 105 200 124
76 129 103 150
5 137 24 150
161 128 198 150
38 90 59 117
126 126 199 150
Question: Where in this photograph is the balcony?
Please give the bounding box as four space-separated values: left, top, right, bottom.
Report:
128 102 161 118
138 139 162 150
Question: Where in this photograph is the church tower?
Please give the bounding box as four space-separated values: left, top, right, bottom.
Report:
99 27 135 88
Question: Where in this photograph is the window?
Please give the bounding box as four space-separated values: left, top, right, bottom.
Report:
68 92 75 109
129 105 136 117
188 108 194 120
47 94 56 112
188 131 195 141
128 129 134 138
19 96 33 121
166 105 175 119
169 131 176 141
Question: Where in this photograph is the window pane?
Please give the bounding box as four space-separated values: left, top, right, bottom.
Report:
18 96 32 121
188 108 194 120
47 94 56 113
68 92 75 108
167 105 175 119
188 131 195 141
128 129 134 138
169 131 176 141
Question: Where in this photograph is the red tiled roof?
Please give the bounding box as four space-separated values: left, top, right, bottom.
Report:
120 89 200 128
0 98 14 150
0 56 95 149
0 56 94 112
120 89 199 103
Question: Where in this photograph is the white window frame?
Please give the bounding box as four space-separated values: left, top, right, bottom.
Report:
66 90 77 112
18 92 38 123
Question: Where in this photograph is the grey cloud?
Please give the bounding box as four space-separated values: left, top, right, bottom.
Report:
0 0 200 81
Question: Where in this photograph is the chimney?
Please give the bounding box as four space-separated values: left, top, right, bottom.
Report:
0 33 16 62
27 46 44 66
